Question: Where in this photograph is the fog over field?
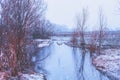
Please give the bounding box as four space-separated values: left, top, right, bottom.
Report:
45 0 120 30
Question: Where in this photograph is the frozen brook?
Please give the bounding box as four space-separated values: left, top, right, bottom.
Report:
34 39 110 80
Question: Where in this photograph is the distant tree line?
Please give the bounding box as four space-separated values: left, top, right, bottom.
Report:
32 20 53 39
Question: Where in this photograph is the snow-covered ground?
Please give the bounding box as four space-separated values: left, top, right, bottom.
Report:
35 39 52 48
93 49 120 80
0 72 45 80
20 73 45 80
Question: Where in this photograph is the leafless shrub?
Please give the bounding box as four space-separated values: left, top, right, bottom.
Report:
76 9 88 48
73 8 88 80
0 0 46 76
88 9 107 55
97 9 107 54
88 31 98 55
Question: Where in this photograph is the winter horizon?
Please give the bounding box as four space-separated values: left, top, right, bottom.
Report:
45 0 120 30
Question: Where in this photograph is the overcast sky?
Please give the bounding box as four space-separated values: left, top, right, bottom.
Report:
44 0 120 30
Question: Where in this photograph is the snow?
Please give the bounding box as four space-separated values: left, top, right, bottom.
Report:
20 73 45 80
35 39 51 48
0 72 45 80
0 51 3 57
38 42 50 48
35 39 50 42
93 49 120 80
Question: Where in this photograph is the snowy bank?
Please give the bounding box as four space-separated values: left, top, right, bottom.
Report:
0 72 46 80
34 39 52 48
93 49 120 80
20 73 46 80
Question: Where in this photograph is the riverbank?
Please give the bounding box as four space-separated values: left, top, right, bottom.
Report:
65 41 120 80
0 39 51 80
0 71 46 80
92 49 120 80
38 39 120 80
35 39 52 48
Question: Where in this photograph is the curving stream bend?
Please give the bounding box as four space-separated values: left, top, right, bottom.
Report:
34 39 110 80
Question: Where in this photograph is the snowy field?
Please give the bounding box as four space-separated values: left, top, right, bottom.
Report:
93 49 120 80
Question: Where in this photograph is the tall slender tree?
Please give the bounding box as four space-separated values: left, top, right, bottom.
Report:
97 9 107 54
76 8 88 80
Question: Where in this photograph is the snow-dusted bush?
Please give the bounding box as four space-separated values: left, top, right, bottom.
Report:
0 0 46 76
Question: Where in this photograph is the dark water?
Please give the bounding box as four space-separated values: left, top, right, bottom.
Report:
34 40 109 80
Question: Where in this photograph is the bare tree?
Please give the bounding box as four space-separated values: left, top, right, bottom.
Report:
76 9 88 48
0 0 46 76
88 31 98 56
97 9 107 54
88 9 107 56
75 8 88 80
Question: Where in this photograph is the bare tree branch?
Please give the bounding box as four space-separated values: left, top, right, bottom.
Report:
0 0 46 76
97 8 107 54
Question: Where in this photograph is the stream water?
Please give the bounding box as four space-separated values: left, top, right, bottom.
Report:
34 39 110 80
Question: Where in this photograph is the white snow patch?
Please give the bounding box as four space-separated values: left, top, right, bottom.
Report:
20 73 45 80
34 39 51 48
0 50 4 57
0 72 45 80
38 42 50 48
35 39 50 42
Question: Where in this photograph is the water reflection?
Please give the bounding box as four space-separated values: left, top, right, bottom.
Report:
72 48 109 80
34 41 109 80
